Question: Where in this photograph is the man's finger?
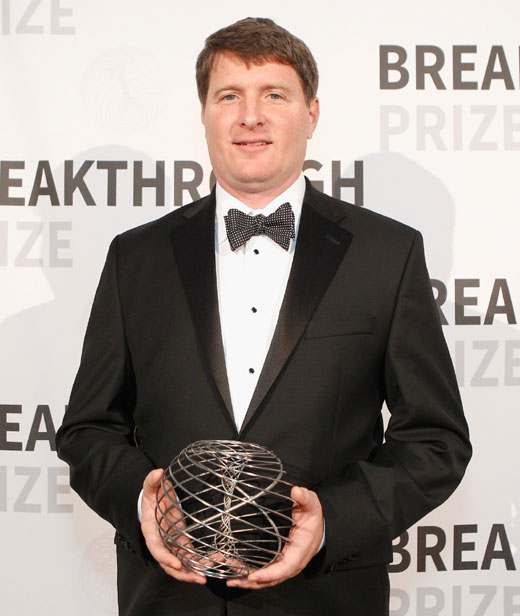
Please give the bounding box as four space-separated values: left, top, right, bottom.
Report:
161 562 207 584
143 468 164 493
246 554 296 584
227 578 282 590
291 485 320 512
291 485 309 505
151 538 207 584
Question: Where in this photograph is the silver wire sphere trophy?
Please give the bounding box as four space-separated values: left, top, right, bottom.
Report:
155 440 295 579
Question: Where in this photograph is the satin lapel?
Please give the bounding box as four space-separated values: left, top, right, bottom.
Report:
239 188 353 435
169 193 235 430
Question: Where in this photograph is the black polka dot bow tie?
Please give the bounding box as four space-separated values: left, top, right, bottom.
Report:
224 202 295 252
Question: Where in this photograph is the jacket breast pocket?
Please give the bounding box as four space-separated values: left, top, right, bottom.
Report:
304 315 375 339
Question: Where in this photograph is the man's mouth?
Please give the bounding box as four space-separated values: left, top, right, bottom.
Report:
234 141 272 146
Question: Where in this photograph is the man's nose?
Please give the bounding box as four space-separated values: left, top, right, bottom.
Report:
239 98 265 128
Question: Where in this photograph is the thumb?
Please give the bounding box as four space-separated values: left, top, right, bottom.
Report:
143 468 164 493
291 485 312 508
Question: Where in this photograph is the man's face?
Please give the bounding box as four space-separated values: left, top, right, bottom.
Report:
201 52 319 201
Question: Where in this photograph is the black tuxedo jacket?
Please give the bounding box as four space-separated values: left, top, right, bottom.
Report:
57 180 471 615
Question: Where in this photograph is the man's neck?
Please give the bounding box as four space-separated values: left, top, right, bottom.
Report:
216 174 302 210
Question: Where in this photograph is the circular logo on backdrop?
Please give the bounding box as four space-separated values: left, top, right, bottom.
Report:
83 47 167 132
80 532 118 615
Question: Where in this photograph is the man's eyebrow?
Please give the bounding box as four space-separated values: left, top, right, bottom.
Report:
263 83 292 93
211 85 239 97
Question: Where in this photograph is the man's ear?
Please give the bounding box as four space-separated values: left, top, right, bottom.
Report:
200 104 206 125
307 97 320 139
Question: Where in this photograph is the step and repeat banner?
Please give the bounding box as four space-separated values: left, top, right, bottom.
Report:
1 1 519 614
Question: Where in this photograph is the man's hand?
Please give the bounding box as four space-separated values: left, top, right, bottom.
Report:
141 468 206 584
226 485 324 590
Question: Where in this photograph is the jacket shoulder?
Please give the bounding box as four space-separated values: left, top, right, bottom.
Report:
115 192 214 249
304 181 419 243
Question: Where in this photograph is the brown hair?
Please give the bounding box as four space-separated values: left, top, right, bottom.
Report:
196 17 319 105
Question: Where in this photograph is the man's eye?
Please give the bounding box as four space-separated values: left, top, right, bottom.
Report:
223 94 236 101
269 93 282 99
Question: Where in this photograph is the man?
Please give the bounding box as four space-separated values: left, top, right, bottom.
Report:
57 17 471 616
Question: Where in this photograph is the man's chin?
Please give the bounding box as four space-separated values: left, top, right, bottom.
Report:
224 173 279 194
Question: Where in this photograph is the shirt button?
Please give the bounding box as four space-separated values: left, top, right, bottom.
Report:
251 307 257 313
254 249 259 255
249 368 255 374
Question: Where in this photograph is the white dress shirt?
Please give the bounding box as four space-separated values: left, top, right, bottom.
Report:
215 174 306 431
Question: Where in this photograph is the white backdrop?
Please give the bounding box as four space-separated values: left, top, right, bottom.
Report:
1 1 519 614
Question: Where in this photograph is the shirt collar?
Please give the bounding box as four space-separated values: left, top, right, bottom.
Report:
215 173 306 249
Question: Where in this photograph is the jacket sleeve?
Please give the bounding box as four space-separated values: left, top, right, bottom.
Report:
312 231 471 573
56 237 155 562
